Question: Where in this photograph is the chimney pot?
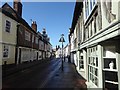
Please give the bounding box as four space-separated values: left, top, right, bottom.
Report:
31 21 37 32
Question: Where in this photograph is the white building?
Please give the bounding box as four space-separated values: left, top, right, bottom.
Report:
55 48 62 58
0 7 17 65
70 0 120 89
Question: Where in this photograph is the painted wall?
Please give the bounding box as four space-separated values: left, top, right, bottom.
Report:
71 0 120 89
2 14 17 45
1 13 17 65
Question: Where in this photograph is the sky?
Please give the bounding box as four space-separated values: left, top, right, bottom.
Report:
1 1 75 48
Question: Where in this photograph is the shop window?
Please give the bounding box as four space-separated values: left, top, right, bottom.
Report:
88 46 98 86
103 46 118 90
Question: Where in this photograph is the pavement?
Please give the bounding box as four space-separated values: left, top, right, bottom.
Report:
2 58 52 78
44 61 87 90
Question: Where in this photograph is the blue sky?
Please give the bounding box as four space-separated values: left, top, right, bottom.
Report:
2 2 75 48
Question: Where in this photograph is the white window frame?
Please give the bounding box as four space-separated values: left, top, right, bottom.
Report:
3 45 9 59
5 20 11 33
88 46 98 86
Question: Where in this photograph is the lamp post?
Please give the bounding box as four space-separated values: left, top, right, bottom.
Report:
59 34 65 71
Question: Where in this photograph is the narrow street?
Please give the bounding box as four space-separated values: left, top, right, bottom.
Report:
1 1 120 89
2 58 87 89
2 59 61 88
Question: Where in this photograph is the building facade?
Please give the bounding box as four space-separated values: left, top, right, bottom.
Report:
0 1 52 65
55 45 62 58
70 0 120 89
0 8 17 65
63 44 71 62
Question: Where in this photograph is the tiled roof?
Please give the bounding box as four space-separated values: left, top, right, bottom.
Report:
1 3 37 34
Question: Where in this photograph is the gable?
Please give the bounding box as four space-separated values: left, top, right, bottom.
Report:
2 3 18 19
1 3 37 35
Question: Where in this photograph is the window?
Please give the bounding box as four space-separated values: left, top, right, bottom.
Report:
32 34 34 43
88 26 89 38
92 19 94 35
85 0 89 19
3 45 9 58
96 14 99 32
39 40 42 49
85 27 89 40
88 46 98 86
87 1 89 17
25 30 30 41
90 21 92 36
5 20 11 33
83 29 86 41
90 0 92 11
93 0 96 6
79 52 84 69
94 16 96 33
35 37 38 44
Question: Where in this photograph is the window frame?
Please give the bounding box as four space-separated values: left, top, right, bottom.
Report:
88 46 98 86
5 20 11 33
3 45 9 59
32 34 34 43
25 30 31 41
35 37 38 44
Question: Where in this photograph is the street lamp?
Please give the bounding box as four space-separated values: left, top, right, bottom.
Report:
59 34 65 71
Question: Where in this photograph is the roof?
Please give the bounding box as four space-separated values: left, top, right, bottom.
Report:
0 8 17 21
70 2 83 35
1 3 37 34
1 3 51 44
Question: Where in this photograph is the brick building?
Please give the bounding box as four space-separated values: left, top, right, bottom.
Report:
0 0 52 65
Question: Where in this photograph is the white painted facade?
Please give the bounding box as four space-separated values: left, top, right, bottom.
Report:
55 48 62 58
17 47 39 64
70 0 120 89
63 44 71 62
0 12 17 65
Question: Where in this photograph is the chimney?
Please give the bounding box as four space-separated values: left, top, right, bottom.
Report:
13 0 22 17
31 21 37 32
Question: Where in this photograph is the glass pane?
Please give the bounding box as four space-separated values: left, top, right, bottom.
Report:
95 68 98 76
96 57 98 67
93 57 95 66
92 75 95 83
89 57 90 64
95 77 98 86
90 73 92 80
90 66 92 72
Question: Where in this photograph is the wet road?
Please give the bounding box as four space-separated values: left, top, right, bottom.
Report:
2 58 61 88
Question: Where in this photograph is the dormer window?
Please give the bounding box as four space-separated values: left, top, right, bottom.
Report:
5 20 11 33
